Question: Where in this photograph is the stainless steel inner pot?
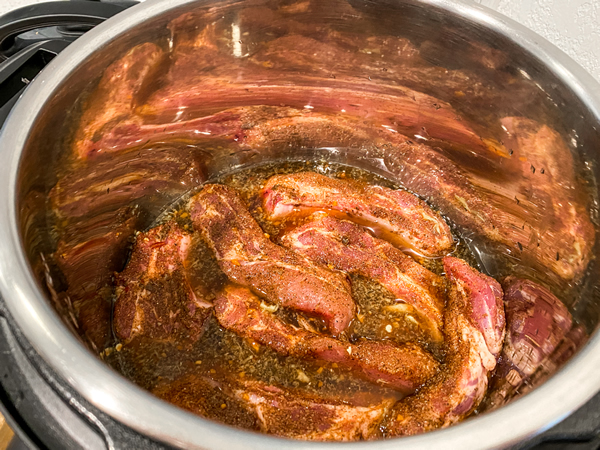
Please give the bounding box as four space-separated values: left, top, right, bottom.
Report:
1 0 600 448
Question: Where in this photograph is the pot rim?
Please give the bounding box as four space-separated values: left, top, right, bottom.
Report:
0 0 599 448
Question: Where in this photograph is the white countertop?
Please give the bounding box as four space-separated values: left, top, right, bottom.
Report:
1 0 599 82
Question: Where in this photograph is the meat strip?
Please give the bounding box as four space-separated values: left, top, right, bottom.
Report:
282 216 445 342
384 257 505 435
215 284 439 393
189 184 355 334
113 220 212 343
153 372 393 441
152 374 259 431
261 172 453 257
233 380 394 441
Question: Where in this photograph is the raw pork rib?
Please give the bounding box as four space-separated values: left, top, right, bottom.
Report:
384 257 505 435
113 221 212 343
282 216 446 342
233 380 395 441
261 172 453 257
189 183 355 334
215 284 439 393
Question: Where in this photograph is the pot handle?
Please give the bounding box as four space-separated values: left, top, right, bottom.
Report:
0 1 132 59
0 39 71 129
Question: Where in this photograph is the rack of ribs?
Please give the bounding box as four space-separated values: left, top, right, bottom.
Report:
261 171 453 257
281 215 446 342
384 257 505 435
188 183 356 335
215 284 439 394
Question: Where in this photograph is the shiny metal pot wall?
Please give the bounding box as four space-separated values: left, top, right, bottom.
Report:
0 0 600 448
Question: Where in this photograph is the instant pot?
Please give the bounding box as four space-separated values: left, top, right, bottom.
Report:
1 0 600 448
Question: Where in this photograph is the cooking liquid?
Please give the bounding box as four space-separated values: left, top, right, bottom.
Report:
105 160 486 427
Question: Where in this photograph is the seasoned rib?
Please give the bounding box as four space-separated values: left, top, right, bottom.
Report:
215 284 438 393
445 258 506 359
282 216 445 342
486 278 574 408
113 221 212 343
233 380 394 441
189 184 355 334
153 372 393 441
152 374 259 430
384 257 505 436
262 172 453 257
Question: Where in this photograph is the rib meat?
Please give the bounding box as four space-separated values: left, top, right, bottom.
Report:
384 257 505 436
152 374 259 430
215 284 439 393
486 278 574 408
113 220 212 343
262 172 453 257
153 372 393 441
233 380 394 441
189 184 355 334
282 216 446 342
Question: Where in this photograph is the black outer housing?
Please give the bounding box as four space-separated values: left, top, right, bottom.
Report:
0 1 598 449
0 300 169 450
0 1 131 59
